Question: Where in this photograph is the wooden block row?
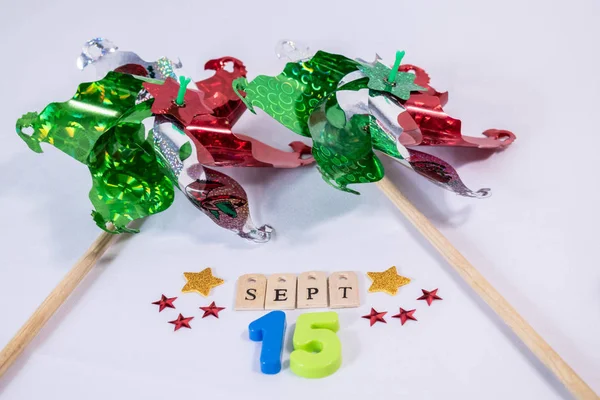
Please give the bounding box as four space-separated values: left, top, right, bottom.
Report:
235 271 359 311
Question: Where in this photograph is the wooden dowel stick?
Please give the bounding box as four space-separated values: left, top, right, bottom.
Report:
0 231 117 378
376 176 598 400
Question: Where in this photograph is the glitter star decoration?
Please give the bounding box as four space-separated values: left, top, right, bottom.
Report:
362 308 387 326
151 294 177 312
366 266 410 295
168 314 194 331
182 268 224 297
199 301 226 318
417 288 443 306
391 308 417 325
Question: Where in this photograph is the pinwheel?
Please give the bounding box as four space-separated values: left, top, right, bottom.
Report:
231 41 594 399
1 38 313 375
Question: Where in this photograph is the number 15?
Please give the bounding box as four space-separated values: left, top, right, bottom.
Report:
249 311 342 378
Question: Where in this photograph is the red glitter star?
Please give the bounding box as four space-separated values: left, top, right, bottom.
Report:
417 288 443 306
361 308 387 326
151 294 177 312
168 314 194 331
143 78 211 125
199 301 226 318
391 308 417 325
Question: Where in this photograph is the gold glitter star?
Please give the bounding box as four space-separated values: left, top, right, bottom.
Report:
367 266 410 295
182 268 224 297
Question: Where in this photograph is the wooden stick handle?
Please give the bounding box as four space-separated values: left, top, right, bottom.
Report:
376 176 598 400
0 231 117 378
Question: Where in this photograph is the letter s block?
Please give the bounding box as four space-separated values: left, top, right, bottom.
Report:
235 274 267 310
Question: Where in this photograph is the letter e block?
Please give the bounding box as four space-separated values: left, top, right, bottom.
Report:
265 274 297 310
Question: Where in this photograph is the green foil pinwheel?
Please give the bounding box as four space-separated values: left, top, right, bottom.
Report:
234 50 424 194
16 72 172 233
234 45 508 198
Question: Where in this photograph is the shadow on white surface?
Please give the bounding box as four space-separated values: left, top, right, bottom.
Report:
282 322 295 371
0 232 138 396
379 161 574 399
0 147 100 260
338 310 362 369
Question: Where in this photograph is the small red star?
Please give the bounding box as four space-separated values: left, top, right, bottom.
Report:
199 301 226 318
168 314 194 331
362 308 387 326
143 78 211 125
151 294 177 312
391 308 417 325
417 288 443 306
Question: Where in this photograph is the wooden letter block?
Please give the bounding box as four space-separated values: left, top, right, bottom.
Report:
235 274 267 310
297 271 328 309
328 271 360 308
265 274 297 310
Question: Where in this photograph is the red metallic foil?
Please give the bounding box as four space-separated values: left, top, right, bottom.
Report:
144 78 211 125
187 57 313 168
144 56 314 169
398 64 515 149
195 57 248 124
184 166 264 238
407 149 490 198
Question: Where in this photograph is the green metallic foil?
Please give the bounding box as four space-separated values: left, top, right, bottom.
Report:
358 60 425 100
16 72 174 232
88 122 175 233
234 51 360 137
16 72 146 163
236 51 409 194
309 101 384 194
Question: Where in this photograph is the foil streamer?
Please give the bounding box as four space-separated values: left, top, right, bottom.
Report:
16 38 319 241
15 73 175 233
334 70 488 198
153 117 272 242
276 40 314 62
77 37 182 80
307 97 384 194
234 51 360 137
144 78 212 125
236 45 515 197
143 57 314 169
16 72 146 163
398 64 516 148
196 57 248 124
186 167 272 243
88 120 175 232
404 149 490 198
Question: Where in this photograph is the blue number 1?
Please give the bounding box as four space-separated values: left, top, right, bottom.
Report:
249 310 286 374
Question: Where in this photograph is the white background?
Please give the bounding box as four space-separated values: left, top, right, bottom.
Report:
1 0 599 399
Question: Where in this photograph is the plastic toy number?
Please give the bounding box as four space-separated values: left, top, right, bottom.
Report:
290 311 342 378
248 311 341 377
248 310 286 374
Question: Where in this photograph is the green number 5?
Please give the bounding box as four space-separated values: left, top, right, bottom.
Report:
290 311 342 378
